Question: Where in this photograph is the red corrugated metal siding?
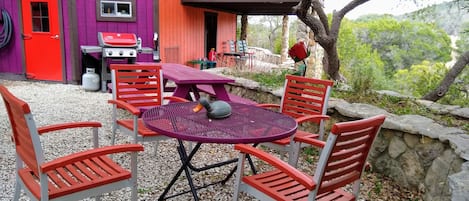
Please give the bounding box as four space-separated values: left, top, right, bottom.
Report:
159 1 236 66
217 13 238 53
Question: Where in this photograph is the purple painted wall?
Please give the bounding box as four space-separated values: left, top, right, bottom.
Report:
61 0 72 81
1 1 235 82
0 0 154 82
75 0 154 61
0 1 23 75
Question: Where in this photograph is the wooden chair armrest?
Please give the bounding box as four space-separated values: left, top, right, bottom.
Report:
294 136 326 148
235 144 316 190
37 122 101 135
256 103 280 109
296 114 329 124
108 99 140 116
163 96 190 103
41 144 144 172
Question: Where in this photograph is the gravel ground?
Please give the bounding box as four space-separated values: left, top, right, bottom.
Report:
0 79 423 201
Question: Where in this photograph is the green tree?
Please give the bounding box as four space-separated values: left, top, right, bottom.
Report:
422 1 468 103
395 61 468 106
274 28 297 54
422 51 468 104
244 17 271 50
337 18 387 93
455 22 469 54
393 61 448 97
260 16 282 51
354 16 452 75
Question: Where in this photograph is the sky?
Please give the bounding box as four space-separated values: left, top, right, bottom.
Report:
323 0 453 19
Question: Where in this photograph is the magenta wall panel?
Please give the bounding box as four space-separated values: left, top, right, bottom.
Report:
0 1 23 74
75 0 154 63
0 0 235 82
61 0 72 81
0 0 154 81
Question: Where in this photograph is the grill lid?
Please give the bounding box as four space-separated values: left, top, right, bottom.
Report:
98 32 137 48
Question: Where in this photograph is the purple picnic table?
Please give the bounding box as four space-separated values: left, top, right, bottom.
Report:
159 63 235 101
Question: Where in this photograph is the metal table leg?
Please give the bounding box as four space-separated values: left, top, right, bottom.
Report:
158 140 239 200
158 141 202 201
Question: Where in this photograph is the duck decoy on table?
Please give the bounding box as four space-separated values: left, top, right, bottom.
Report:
193 97 232 119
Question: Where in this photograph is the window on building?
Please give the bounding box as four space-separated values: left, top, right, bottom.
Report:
96 0 136 22
31 2 50 32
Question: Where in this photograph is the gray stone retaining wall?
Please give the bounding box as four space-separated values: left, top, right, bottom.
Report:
220 76 469 201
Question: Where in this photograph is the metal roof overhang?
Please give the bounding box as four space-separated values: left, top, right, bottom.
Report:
181 0 301 15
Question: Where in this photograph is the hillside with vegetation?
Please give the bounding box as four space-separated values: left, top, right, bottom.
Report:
399 0 469 36
235 0 468 131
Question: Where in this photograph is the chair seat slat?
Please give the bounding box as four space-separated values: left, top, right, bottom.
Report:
74 161 99 180
316 189 355 201
244 170 310 201
83 158 108 178
96 156 129 174
47 170 70 189
56 167 79 185
66 164 89 183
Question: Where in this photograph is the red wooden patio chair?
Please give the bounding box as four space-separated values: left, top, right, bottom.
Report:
108 63 188 154
233 115 386 201
0 85 144 201
257 75 333 166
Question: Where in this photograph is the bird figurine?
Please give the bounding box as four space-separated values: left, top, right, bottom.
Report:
193 97 232 119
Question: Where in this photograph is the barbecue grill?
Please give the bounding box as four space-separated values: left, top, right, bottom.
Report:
98 32 138 91
98 32 138 59
80 32 155 92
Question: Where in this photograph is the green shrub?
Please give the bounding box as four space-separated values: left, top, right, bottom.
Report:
391 60 469 107
393 61 447 97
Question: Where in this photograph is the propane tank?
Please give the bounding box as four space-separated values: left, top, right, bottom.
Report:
82 68 100 91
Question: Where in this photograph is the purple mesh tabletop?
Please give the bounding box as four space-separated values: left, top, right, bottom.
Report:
142 102 297 144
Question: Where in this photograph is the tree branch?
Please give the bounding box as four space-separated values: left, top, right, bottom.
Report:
295 0 332 46
331 0 370 38
422 51 469 101
311 0 330 35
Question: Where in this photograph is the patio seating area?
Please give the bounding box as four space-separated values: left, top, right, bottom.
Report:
0 80 245 200
0 77 421 200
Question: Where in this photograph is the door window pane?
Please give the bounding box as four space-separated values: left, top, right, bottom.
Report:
31 2 50 32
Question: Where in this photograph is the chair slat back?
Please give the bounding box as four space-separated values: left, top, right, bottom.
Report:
0 85 43 176
111 64 164 109
314 115 386 195
236 40 247 54
222 40 236 53
281 75 334 123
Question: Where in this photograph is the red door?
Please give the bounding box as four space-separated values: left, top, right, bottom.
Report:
21 0 63 81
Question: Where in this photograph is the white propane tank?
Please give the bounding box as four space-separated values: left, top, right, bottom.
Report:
82 68 100 91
